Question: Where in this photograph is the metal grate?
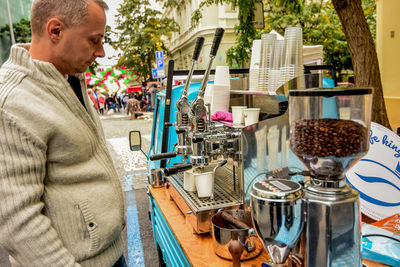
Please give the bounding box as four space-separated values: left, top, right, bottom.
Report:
169 170 241 213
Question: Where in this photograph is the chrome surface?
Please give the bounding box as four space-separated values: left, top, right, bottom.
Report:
250 180 305 264
147 168 164 187
211 210 262 260
304 184 361 267
169 166 241 213
250 179 303 201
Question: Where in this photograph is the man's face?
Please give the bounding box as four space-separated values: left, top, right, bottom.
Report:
57 2 106 74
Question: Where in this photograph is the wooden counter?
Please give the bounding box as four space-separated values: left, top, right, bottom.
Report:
149 186 270 267
149 186 390 267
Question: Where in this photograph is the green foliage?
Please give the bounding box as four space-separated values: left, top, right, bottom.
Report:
363 0 376 41
226 0 257 67
263 0 376 71
111 0 180 81
0 18 31 43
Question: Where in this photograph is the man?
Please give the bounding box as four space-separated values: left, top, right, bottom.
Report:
150 83 159 111
0 1 126 267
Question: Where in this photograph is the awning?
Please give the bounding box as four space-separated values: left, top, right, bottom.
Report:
127 85 142 93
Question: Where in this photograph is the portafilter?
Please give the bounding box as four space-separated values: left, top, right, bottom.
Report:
250 179 304 265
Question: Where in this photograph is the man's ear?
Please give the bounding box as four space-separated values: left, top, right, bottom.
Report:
46 18 65 43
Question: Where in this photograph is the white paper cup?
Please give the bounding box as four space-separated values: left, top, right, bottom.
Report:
231 106 247 125
195 171 214 198
244 108 261 126
184 170 196 192
214 66 230 86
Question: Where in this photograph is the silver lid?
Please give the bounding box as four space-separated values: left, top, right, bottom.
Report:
250 179 303 202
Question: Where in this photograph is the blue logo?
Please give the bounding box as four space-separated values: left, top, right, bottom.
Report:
346 160 400 207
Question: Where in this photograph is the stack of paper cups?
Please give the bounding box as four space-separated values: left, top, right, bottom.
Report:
210 66 230 116
204 83 213 106
249 39 261 92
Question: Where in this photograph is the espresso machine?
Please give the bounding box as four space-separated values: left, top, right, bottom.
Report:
250 88 373 266
149 28 245 233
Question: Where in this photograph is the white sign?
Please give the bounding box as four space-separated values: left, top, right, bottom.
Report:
346 122 400 220
157 69 165 77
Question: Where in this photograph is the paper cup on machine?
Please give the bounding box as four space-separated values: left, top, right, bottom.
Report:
231 106 247 125
184 170 196 192
195 171 214 198
244 108 261 126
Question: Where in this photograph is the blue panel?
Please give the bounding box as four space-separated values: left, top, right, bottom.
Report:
323 77 335 88
149 195 191 267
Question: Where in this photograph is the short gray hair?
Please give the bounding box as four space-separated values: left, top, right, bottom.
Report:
31 0 109 36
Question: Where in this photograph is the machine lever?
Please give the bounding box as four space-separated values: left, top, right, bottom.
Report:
192 36 205 61
210 27 224 57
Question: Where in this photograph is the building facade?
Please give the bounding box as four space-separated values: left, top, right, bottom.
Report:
376 0 400 130
163 1 239 71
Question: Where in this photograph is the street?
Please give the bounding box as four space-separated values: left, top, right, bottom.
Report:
0 112 158 267
101 112 158 267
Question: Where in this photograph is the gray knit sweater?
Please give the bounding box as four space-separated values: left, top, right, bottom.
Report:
0 45 125 267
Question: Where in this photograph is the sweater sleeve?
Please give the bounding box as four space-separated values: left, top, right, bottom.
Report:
0 111 81 267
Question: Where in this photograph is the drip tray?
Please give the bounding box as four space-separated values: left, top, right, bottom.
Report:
169 172 241 213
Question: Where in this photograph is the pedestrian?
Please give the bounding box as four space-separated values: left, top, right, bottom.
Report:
0 1 126 267
106 94 116 113
114 93 121 113
150 84 158 111
122 94 129 110
87 87 99 111
98 94 106 115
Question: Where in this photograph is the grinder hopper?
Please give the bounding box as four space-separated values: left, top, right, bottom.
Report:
289 88 373 183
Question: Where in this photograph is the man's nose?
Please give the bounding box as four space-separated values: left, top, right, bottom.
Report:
95 43 105 58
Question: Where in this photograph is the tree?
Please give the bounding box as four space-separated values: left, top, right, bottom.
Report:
0 18 31 43
111 0 180 82
332 0 390 128
191 0 390 128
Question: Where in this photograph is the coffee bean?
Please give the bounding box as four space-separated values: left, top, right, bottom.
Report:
291 119 368 158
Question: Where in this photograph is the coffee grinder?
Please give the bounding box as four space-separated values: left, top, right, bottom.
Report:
251 88 373 266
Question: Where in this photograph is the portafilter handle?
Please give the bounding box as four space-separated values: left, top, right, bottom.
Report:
149 152 177 161
163 163 193 176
